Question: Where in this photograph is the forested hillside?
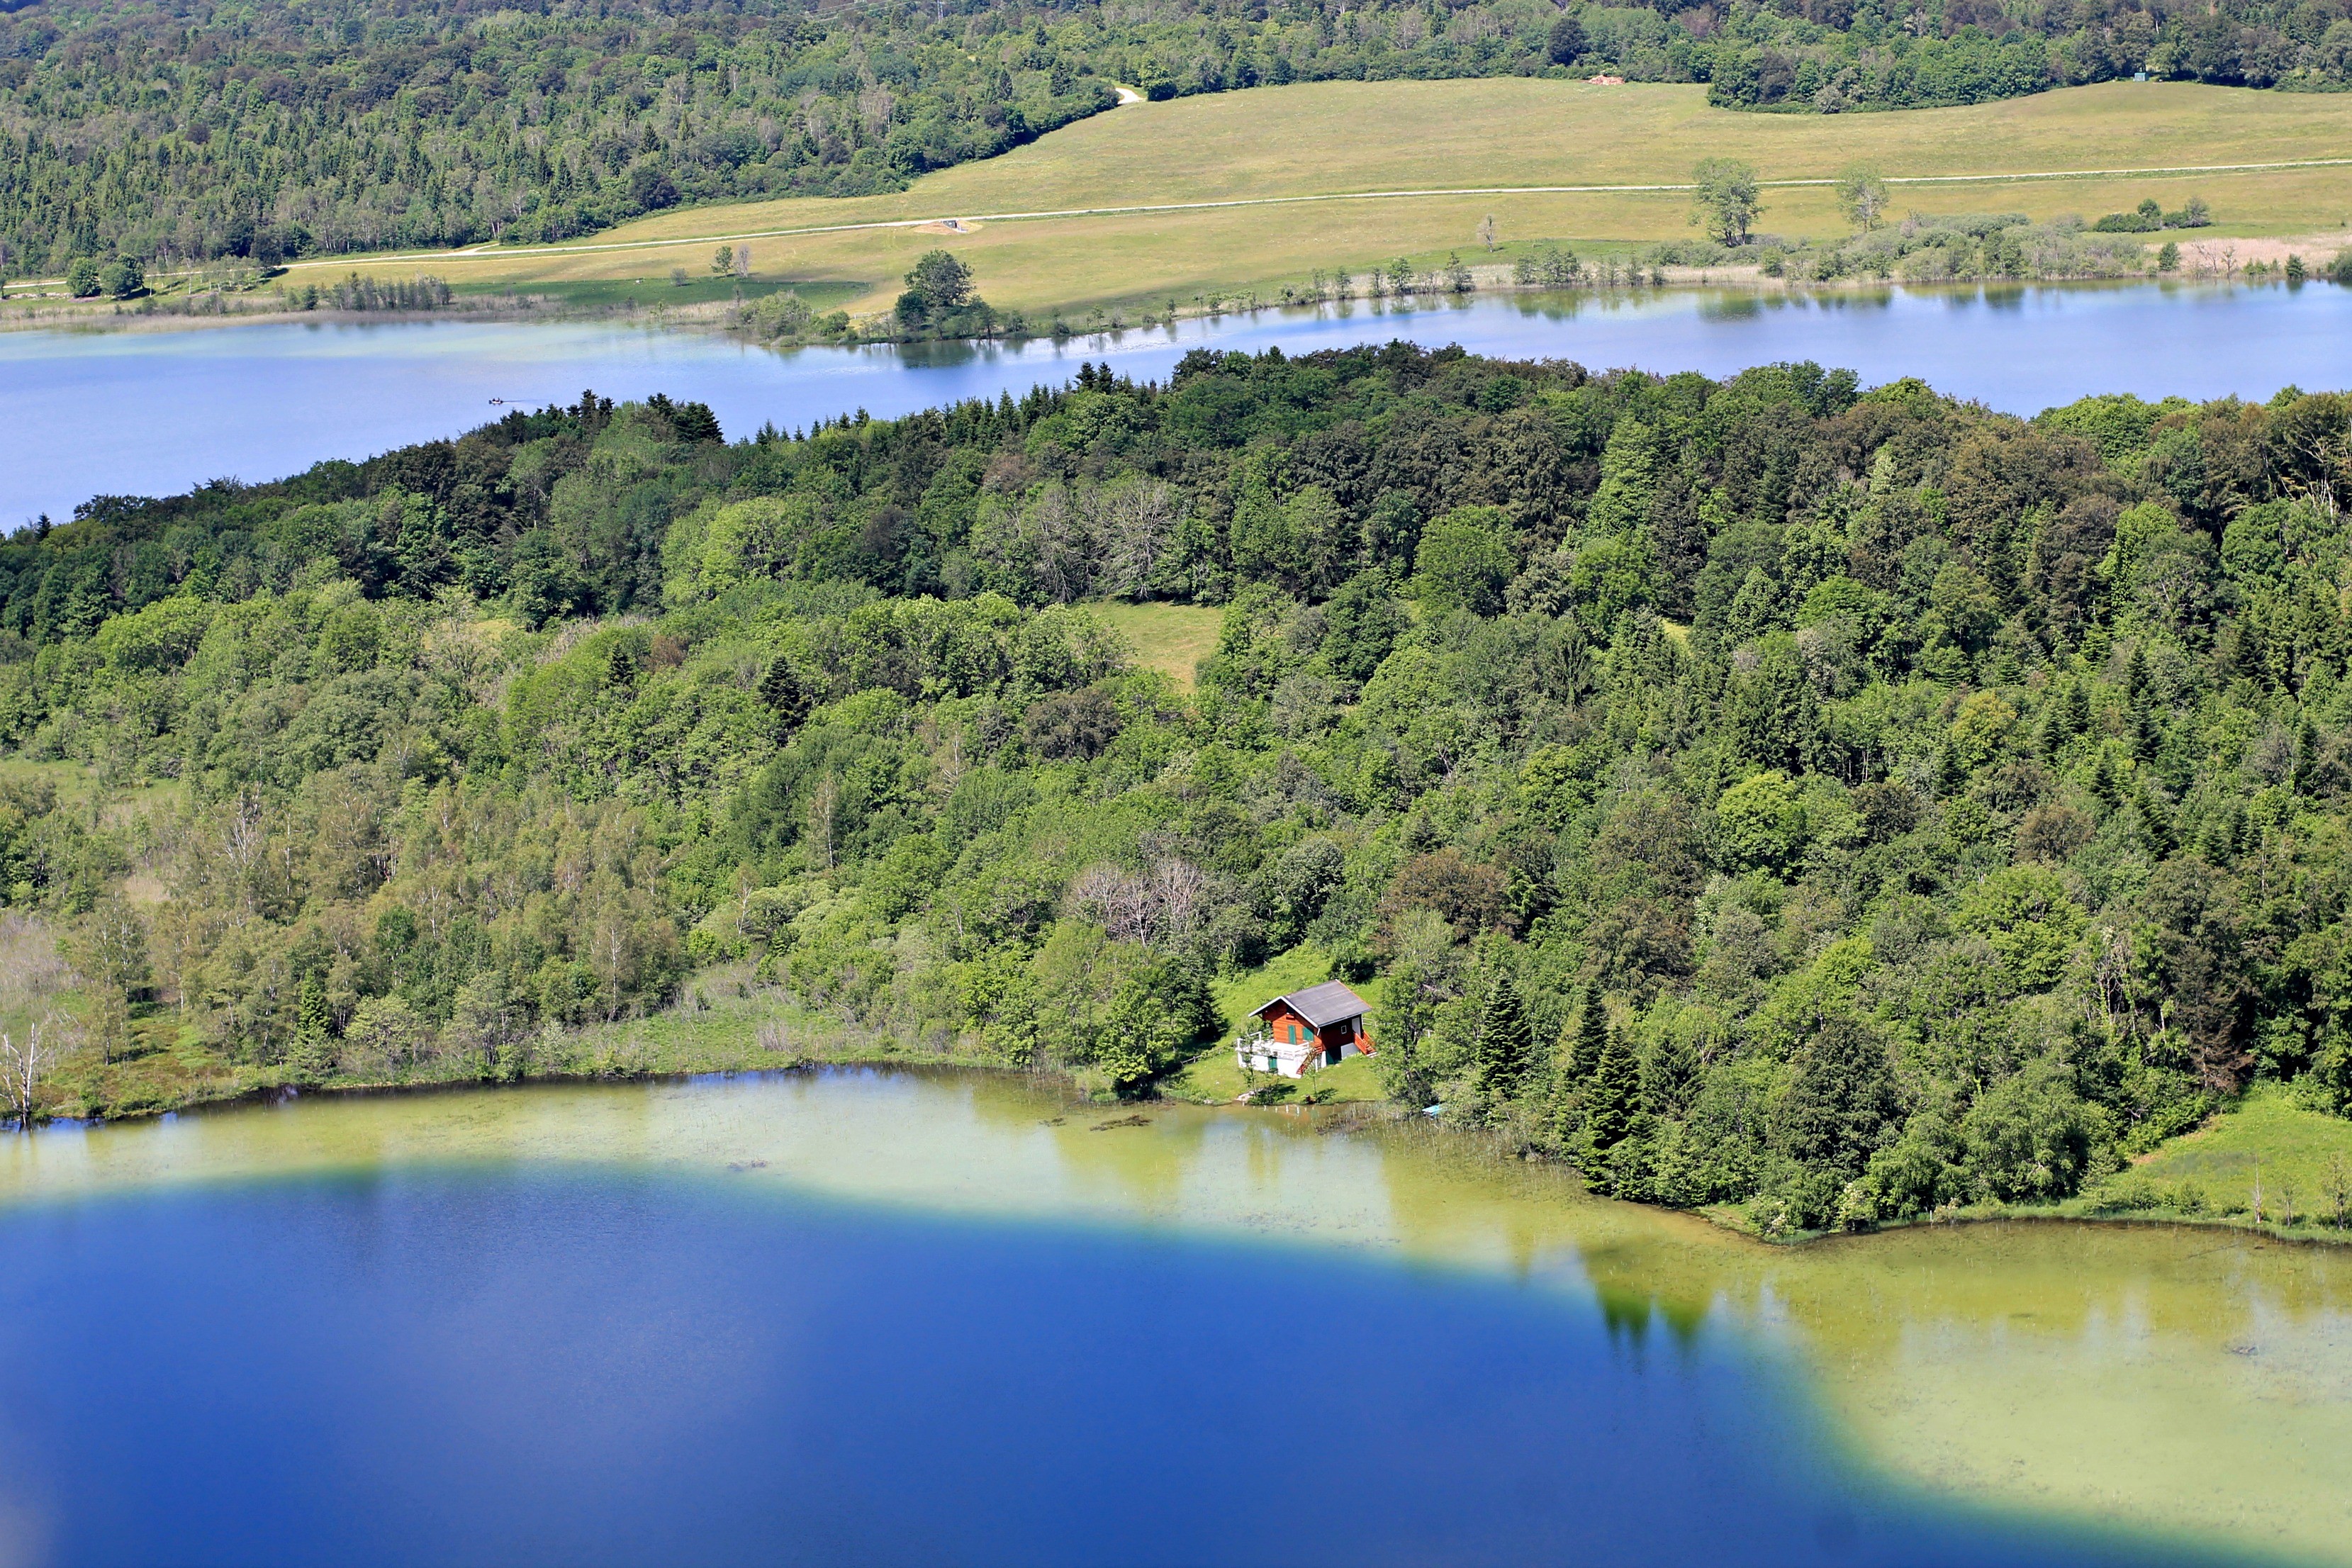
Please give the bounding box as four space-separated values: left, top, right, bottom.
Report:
4 0 2349 274
6 345 2352 1233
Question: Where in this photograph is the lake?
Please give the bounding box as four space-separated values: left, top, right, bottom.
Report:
5 280 2348 527
0 1069 2340 1567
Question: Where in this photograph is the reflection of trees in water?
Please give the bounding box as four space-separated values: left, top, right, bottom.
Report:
23 1067 2352 1552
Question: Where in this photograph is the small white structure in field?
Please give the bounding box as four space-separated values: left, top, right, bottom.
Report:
1235 980 1374 1079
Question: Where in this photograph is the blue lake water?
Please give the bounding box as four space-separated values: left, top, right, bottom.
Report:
0 1171 2204 1568
0 1070 2324 1567
4 280 2346 527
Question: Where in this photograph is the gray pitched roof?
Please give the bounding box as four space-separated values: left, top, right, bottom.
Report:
1253 980 1370 1029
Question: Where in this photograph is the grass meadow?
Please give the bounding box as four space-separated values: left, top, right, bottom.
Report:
1087 601 1222 690
317 79 2352 318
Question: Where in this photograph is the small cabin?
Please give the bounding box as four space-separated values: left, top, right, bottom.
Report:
1236 980 1374 1079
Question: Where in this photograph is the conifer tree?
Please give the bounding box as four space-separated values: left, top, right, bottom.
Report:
288 970 336 1084
1474 968 1535 1100
759 658 812 738
1571 981 1609 1081
2090 746 2123 811
1551 982 1611 1148
1643 1031 1701 1119
1587 1029 1641 1150
298 970 330 1041
2062 675 2092 737
1547 1014 1585 1146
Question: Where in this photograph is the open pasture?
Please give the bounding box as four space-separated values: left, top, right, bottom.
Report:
313 80 2352 318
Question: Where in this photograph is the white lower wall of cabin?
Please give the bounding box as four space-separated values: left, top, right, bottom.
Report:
1233 1037 1365 1079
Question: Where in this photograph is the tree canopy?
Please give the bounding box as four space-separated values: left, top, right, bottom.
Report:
7 341 2352 1236
4 0 2349 269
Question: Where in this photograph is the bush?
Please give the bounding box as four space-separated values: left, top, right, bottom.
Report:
1961 1059 2100 1202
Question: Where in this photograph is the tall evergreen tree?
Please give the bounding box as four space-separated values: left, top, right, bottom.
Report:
1547 1015 1585 1147
1474 968 1535 1100
298 970 331 1041
1588 1029 1641 1150
1570 982 1610 1081
288 970 336 1085
759 658 812 739
1642 1031 1701 1120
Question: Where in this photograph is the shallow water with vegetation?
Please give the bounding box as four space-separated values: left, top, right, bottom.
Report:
0 1069 2341 1565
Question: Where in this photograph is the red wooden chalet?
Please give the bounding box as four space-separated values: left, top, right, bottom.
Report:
1236 980 1374 1079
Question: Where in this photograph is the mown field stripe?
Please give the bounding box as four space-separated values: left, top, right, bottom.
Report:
35 151 2340 289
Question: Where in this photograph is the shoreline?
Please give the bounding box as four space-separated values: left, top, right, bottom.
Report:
17 1021 2341 1251
7 269 2336 349
0 293 724 340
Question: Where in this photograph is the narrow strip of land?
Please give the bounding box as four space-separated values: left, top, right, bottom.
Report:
253 153 2352 277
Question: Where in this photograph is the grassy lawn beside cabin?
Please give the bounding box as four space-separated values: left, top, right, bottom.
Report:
1167 943 1390 1104
310 81 2352 320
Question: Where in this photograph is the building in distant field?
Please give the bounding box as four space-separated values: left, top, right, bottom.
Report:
1236 980 1374 1078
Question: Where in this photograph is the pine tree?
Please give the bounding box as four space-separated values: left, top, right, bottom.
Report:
1550 983 1611 1149
759 658 811 737
1570 981 1608 1081
2090 746 2123 812
1587 1029 1640 1150
1643 1031 1700 1119
1547 1040 1584 1148
288 970 336 1085
2062 674 2091 737
298 970 330 1041
1474 968 1535 1100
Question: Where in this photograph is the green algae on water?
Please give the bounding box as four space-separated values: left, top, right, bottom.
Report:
6 1067 2350 1564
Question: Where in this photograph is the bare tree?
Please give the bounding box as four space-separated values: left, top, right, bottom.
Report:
1 1018 65 1129
1151 858 1207 939
1097 477 1181 598
1477 214 1499 251
807 774 839 870
1067 856 1209 948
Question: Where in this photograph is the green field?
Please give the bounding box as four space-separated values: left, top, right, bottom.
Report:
2090 1087 2352 1228
1089 601 1222 690
318 79 2352 320
449 276 864 313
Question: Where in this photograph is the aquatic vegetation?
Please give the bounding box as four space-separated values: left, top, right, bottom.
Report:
8 1068 2352 1560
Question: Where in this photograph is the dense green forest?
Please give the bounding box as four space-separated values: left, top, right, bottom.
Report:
3 0 2349 274
6 344 2352 1233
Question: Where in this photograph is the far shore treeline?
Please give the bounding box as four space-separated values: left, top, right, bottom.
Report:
4 345 2352 1235
5 0 2352 274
